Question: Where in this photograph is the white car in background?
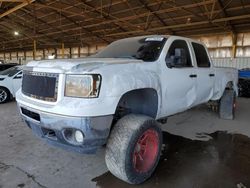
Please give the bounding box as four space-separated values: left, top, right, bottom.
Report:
0 66 23 103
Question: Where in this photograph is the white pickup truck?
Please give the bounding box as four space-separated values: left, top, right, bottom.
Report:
16 35 238 184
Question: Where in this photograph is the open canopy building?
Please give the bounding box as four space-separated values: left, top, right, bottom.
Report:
0 0 250 63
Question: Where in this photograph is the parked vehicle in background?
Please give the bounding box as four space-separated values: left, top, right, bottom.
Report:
0 66 23 103
16 35 238 184
0 63 18 72
238 68 250 97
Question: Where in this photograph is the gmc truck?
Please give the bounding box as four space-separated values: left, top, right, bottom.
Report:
16 35 238 184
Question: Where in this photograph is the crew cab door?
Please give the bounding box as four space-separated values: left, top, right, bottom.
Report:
191 42 215 104
160 39 197 117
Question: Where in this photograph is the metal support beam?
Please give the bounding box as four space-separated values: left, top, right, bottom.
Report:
33 39 36 60
62 42 64 58
0 0 35 19
69 47 72 58
231 32 237 58
0 0 24 2
54 48 57 59
78 46 80 57
216 0 234 32
42 49 45 59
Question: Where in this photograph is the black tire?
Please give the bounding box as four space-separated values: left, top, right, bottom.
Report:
105 114 162 184
219 90 236 120
0 87 10 104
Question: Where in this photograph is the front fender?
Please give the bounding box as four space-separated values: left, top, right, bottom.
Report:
101 68 162 116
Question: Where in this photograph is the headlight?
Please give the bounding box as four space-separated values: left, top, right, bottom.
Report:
65 74 101 98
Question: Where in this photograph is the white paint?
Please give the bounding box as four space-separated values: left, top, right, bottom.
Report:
0 66 23 98
16 36 238 119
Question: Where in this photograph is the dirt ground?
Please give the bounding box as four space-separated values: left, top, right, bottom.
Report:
0 98 250 188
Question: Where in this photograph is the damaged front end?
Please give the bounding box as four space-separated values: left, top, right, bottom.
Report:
17 66 114 154
19 105 113 154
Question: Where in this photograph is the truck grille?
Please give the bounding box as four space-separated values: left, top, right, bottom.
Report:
22 71 59 102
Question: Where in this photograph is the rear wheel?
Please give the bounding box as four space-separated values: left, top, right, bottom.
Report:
219 90 236 120
105 114 162 184
0 87 10 104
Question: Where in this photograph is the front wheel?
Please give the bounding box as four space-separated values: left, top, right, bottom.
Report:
0 87 10 104
105 114 162 184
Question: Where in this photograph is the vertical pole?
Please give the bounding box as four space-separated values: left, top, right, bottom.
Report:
16 51 19 64
3 52 5 62
33 40 37 60
42 49 45 59
54 48 57 59
78 46 80 57
69 47 72 58
62 42 65 58
24 51 26 63
231 32 237 58
10 52 11 61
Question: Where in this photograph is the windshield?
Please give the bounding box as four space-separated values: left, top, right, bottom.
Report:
0 66 20 77
92 36 167 62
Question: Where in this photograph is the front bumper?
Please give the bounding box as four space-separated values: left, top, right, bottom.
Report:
18 105 113 154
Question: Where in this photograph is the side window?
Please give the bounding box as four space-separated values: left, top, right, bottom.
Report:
165 40 192 68
17 71 22 75
13 71 23 79
192 42 210 67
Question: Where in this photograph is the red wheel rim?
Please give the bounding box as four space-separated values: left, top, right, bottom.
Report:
132 129 159 173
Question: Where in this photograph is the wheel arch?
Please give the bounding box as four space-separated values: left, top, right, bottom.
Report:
114 88 159 119
225 81 238 95
212 80 238 101
0 86 11 94
0 86 12 101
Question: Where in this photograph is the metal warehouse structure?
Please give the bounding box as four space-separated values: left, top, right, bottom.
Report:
0 0 250 64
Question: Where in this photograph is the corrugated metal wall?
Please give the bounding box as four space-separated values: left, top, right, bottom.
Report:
1 32 250 67
212 58 250 69
195 32 250 58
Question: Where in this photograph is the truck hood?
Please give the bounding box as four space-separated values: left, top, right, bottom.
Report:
26 58 144 73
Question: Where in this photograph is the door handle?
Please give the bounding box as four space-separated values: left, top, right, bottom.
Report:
189 74 197 78
209 73 215 77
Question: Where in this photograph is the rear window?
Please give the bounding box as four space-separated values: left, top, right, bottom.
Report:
192 43 210 67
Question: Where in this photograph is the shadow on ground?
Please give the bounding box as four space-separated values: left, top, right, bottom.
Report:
92 131 250 188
